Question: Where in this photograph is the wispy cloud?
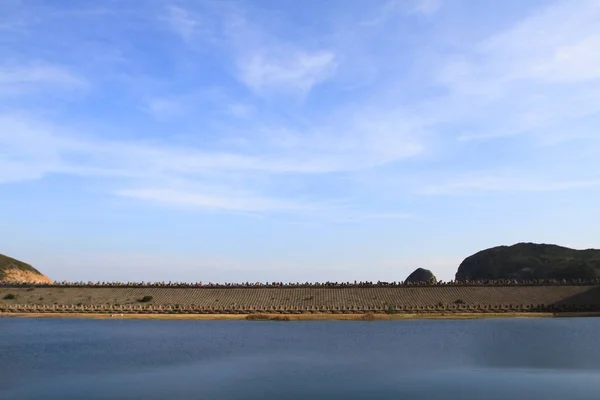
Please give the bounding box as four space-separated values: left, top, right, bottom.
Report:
226 102 254 118
420 174 600 196
161 3 338 96
532 34 600 83
143 96 185 120
359 0 400 27
164 5 198 42
237 49 337 95
431 0 600 142
0 64 87 95
117 187 317 213
328 211 414 223
2 0 600 221
413 0 442 15
0 114 68 183
0 108 425 174
361 0 442 26
0 112 418 216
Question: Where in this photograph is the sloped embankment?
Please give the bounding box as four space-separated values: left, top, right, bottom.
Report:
1 285 599 314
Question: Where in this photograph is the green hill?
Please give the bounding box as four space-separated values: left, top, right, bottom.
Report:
455 243 600 281
0 254 50 283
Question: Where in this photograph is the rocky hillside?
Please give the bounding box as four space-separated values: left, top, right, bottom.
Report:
0 254 52 284
455 243 600 281
405 268 437 283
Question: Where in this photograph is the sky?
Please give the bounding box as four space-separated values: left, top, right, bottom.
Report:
1 0 599 283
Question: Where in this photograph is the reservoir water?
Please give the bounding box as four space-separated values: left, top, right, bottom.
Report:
1 317 600 399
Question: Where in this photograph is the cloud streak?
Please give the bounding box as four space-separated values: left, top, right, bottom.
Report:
414 0 442 15
0 64 88 95
0 112 419 216
237 49 337 95
117 187 317 213
420 174 600 196
164 5 199 42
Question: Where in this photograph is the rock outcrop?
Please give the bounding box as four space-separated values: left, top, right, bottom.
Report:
0 254 52 284
405 268 437 283
455 243 600 281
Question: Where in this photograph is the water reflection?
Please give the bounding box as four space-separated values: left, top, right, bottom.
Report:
1 318 599 399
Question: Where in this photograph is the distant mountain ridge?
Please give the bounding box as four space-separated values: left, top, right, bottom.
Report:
455 243 600 281
0 254 52 283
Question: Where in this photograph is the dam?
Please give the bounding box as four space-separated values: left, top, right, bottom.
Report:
2 281 600 315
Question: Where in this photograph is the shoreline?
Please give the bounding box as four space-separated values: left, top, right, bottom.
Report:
3 312 600 320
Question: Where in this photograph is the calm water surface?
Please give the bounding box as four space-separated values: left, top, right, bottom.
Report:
1 317 600 399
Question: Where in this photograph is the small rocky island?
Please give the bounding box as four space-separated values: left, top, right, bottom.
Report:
405 268 437 283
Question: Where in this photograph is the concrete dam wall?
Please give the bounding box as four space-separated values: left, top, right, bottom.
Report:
2 284 600 314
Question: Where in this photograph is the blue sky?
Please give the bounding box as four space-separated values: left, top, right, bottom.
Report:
1 0 599 282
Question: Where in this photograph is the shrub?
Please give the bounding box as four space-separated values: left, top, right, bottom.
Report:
246 314 290 321
454 299 465 304
3 294 16 300
246 314 270 320
361 313 376 321
138 296 153 303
